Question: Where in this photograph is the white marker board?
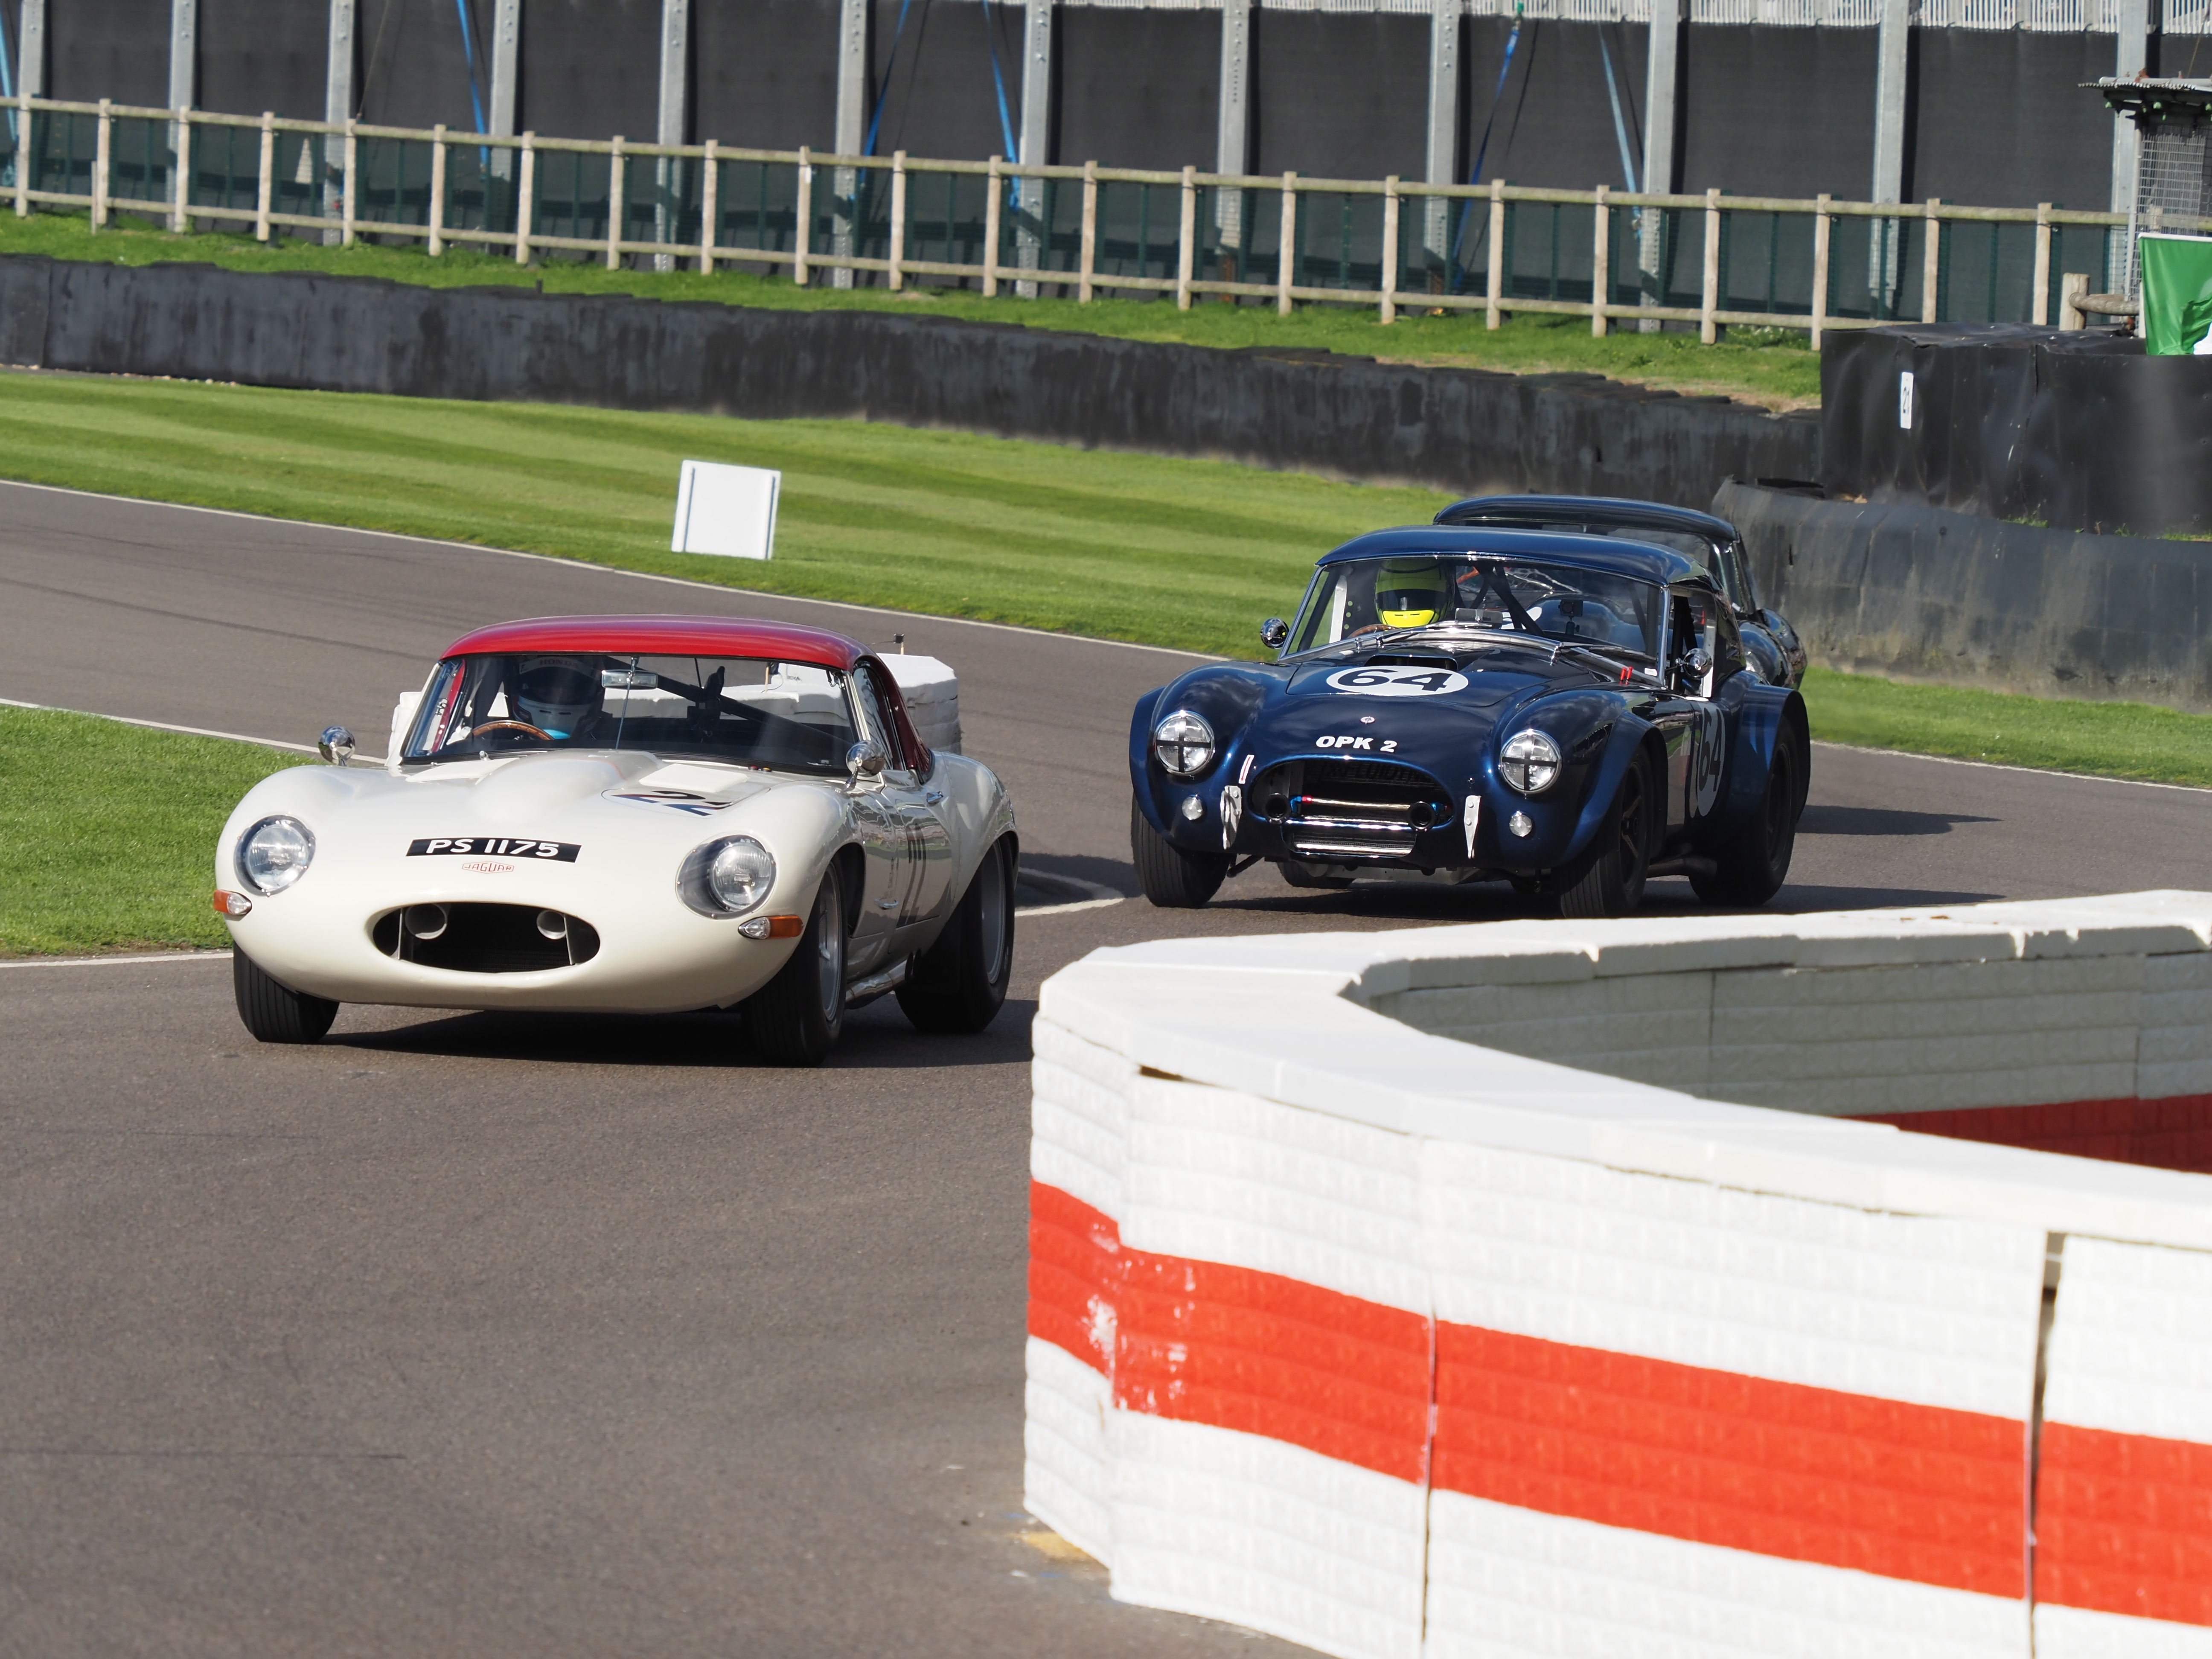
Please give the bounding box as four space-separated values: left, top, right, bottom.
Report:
672 459 781 560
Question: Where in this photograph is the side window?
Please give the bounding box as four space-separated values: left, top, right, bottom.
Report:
1668 588 1743 695
850 664 910 772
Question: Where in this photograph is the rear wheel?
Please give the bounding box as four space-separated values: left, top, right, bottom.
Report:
233 950 339 1044
747 874 847 1066
1557 750 1654 919
1131 797 1228 909
898 836 1016 1034
1692 721 1806 907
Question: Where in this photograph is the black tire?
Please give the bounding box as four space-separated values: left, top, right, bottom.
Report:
1557 749 1655 919
233 949 339 1044
897 835 1016 1034
747 874 847 1066
1692 719 1807 908
1131 797 1228 909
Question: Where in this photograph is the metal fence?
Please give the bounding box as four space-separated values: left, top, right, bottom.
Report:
0 93 2160 344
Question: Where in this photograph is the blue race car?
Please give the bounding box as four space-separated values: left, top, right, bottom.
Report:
1431 494 1808 690
1127 525 1810 915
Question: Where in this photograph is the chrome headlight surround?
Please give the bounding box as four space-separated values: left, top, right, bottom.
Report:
678 835 777 919
1498 729 1562 795
235 815 317 895
1151 709 1217 779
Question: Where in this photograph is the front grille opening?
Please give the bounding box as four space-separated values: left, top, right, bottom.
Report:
1252 760 1455 860
372 903 601 973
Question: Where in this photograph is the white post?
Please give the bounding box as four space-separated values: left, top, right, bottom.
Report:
888 149 906 290
2111 0 2150 294
832 0 866 290
19 0 45 101
2032 201 2052 326
1380 176 1400 323
1079 158 1098 303
655 0 688 271
93 99 111 229
701 138 719 272
1215 0 1251 271
169 0 197 125
605 136 623 268
255 111 275 242
429 123 448 253
1016 0 1052 295
1277 172 1296 314
1871 0 1908 312
1176 163 1196 309
1699 185 1720 343
1921 196 1941 323
514 132 536 264
1485 178 1504 329
794 146 812 284
1591 183 1609 336
323 0 353 240
489 0 519 190
1423 0 1461 282
1811 193 1830 348
173 107 193 232
984 155 1004 297
1639 0 1680 327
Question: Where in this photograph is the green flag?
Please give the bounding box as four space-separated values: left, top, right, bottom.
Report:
2140 232 2212 355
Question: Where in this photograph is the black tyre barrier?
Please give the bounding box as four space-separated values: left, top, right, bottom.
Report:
0 254 1819 509
1717 479 2212 713
1822 322 2212 537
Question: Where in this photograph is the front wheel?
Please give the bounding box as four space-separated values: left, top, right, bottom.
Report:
1692 720 1806 907
1131 797 1228 909
747 874 847 1066
1557 749 1654 919
897 836 1016 1034
233 949 339 1044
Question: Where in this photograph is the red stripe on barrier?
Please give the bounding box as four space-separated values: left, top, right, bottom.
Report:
2035 1422 2212 1626
1854 1094 2212 1175
1433 1324 2029 1596
1028 1182 1120 1374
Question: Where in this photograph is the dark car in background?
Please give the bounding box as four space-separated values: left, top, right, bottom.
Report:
1127 525 1810 916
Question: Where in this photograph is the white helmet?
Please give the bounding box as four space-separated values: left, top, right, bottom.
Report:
516 658 600 738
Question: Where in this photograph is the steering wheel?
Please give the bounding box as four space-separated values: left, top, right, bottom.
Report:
465 719 552 742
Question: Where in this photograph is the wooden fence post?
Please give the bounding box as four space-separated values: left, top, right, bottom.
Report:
1079 159 1099 303
1485 179 1505 329
1811 194 1831 349
605 137 624 269
1175 163 1196 310
93 98 111 229
1699 186 1721 343
1591 183 1609 337
428 124 448 254
984 155 1004 297
2060 270 2088 331
173 105 194 233
255 111 275 242
1277 173 1297 315
794 147 812 285
1921 196 1941 323
341 119 357 246
700 140 719 274
1380 176 1400 324
887 150 906 290
2032 201 2052 326
13 96 29 218
514 133 535 265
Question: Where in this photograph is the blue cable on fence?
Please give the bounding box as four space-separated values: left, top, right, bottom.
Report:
976 0 1022 166
0 4 17 155
453 0 492 171
1447 6 1523 292
1597 27 1639 194
864 0 924 156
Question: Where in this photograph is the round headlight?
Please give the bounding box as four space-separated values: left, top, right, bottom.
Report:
1499 729 1562 795
237 815 315 894
680 836 777 917
1152 709 1216 779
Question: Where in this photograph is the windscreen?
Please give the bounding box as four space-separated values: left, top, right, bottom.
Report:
403 654 859 774
1286 556 1663 660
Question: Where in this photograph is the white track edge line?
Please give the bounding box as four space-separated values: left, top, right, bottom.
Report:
1016 896 1126 917
0 951 234 968
1810 738 2212 795
0 476 1219 662
0 697 339 756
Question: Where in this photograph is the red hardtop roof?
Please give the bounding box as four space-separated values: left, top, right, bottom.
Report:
440 614 868 669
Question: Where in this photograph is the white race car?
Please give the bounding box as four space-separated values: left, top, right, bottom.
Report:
213 615 1018 1065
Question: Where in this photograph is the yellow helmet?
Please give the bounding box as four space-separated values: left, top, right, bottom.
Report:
1375 559 1448 629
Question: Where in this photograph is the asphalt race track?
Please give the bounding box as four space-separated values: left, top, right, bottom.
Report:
8 478 2212 1658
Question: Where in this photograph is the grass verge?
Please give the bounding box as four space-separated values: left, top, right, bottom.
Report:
1801 669 2212 789
0 208 1824 410
0 709 308 955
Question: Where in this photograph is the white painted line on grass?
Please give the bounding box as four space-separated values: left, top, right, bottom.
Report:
0 477 1219 661
0 951 234 969
1812 739 2212 795
0 697 337 756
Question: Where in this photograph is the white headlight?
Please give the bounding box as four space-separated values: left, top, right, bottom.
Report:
681 836 777 917
1499 730 1562 794
237 816 315 894
1152 709 1216 778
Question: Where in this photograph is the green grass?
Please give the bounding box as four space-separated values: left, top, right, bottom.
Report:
0 207 1824 410
1802 668 2212 787
0 709 309 955
0 366 1447 658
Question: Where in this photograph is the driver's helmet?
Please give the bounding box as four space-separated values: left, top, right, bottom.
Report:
515 657 602 738
1374 559 1449 629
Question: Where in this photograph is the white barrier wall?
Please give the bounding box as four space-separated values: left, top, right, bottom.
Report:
1027 894 2212 1659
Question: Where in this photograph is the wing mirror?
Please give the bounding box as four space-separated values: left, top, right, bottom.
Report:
1260 617 1289 650
1671 649 1713 693
318 725 358 767
845 740 888 787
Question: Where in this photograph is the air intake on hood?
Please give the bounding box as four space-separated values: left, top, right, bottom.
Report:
1252 759 1454 860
